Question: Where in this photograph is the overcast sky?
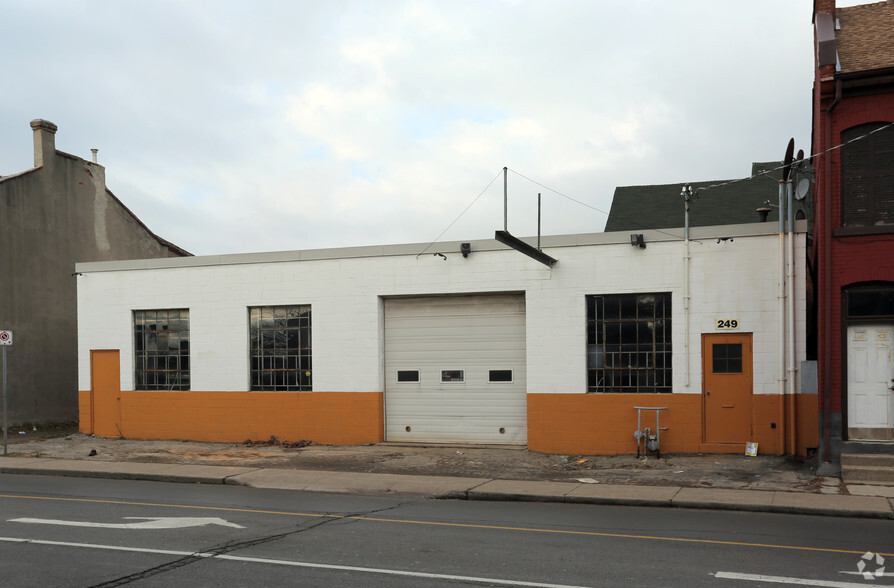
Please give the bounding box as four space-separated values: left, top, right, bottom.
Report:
2 1 850 256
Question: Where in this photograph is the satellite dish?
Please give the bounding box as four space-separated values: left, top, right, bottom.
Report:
782 139 795 182
795 177 810 200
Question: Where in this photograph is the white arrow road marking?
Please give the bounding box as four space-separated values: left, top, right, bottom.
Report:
715 571 893 587
0 536 586 588
9 517 244 529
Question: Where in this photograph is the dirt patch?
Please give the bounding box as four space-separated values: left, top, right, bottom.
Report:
242 436 319 449
3 433 822 493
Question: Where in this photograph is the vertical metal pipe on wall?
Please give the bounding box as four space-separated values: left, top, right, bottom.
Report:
682 186 691 388
778 180 787 453
787 179 798 454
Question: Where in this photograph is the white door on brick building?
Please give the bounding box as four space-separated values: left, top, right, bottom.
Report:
383 294 527 444
847 325 894 437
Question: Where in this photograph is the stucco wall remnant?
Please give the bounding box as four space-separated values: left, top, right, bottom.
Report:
0 120 189 423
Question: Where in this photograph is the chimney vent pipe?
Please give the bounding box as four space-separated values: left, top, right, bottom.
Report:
29 119 58 168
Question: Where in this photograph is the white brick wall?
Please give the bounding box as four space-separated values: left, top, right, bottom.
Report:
77 229 807 397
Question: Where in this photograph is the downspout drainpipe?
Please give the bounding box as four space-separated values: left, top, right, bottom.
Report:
822 80 842 463
787 179 797 455
778 180 787 454
683 186 691 388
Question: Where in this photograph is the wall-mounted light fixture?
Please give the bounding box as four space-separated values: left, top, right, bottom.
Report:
630 234 646 249
461 242 471 258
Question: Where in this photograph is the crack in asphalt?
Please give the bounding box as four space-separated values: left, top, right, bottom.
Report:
87 502 408 587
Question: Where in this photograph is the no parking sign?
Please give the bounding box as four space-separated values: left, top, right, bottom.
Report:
0 330 12 345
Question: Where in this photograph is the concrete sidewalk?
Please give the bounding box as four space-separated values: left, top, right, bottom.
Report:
1 454 892 519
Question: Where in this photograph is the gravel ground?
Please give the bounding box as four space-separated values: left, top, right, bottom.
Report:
2 428 830 494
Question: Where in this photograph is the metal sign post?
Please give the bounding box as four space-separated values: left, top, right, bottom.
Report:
1 330 11 456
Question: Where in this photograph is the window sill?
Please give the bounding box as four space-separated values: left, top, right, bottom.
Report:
586 391 673 394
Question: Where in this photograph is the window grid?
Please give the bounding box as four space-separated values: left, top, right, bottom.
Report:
841 123 894 228
134 309 190 391
586 293 672 393
712 343 743 374
249 305 312 391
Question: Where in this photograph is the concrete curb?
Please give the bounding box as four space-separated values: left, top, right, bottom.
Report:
2 457 893 519
0 457 259 485
466 480 680 508
225 468 490 498
670 487 893 519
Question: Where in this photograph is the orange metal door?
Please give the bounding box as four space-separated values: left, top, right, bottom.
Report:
90 350 121 437
703 333 753 444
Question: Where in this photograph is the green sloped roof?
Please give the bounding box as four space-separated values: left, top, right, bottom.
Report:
605 162 810 233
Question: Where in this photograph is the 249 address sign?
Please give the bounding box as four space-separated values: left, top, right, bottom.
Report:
715 319 740 330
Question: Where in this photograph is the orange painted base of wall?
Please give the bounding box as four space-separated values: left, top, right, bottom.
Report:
527 393 818 456
79 389 384 446
79 390 820 455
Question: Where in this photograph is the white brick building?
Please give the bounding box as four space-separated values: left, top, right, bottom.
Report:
76 222 814 455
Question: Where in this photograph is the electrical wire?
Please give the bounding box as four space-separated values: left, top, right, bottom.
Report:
417 121 893 254
415 168 503 258
694 120 894 194
507 168 685 239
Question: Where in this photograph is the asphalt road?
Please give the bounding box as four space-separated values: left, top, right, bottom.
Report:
0 474 891 587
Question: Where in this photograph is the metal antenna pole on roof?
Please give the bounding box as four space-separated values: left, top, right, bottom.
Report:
537 193 542 250
503 167 508 231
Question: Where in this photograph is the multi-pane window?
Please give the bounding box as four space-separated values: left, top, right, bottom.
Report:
587 293 672 393
249 305 312 391
841 123 894 228
712 344 743 374
134 309 190 390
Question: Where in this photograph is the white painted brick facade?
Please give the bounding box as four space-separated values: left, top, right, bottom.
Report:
77 224 807 398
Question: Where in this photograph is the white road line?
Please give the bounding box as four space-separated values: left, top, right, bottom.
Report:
0 536 212 557
0 536 587 588
715 571 893 587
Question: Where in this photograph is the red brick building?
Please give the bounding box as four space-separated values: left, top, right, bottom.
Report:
812 0 894 464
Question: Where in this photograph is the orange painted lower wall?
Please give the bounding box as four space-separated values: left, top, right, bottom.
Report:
78 392 93 434
79 389 384 445
78 386 818 455
527 393 818 456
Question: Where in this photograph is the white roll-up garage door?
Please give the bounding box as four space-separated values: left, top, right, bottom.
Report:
384 294 526 444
